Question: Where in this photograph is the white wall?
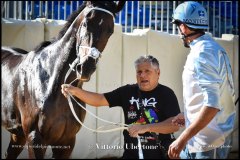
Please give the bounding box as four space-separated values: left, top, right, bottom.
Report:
1 18 239 158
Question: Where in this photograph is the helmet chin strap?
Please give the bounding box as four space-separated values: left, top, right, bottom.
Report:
179 28 205 48
179 32 197 48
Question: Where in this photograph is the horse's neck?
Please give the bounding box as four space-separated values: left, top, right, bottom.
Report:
24 12 80 100
47 15 80 72
47 38 76 79
23 37 76 103
47 5 83 75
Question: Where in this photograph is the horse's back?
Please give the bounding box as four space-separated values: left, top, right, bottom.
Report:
1 47 28 62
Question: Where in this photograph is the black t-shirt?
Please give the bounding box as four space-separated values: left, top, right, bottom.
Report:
104 84 180 159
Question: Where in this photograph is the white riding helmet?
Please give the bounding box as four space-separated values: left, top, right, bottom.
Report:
172 1 208 29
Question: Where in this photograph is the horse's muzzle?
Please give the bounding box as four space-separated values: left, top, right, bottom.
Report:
76 57 97 82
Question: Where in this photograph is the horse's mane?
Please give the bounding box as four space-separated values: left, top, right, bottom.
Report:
33 1 118 53
33 41 52 53
33 2 87 53
56 2 87 40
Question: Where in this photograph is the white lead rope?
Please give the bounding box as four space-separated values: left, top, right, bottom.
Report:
64 75 128 132
66 89 143 158
65 84 143 158
64 64 143 158
67 92 128 132
66 94 128 132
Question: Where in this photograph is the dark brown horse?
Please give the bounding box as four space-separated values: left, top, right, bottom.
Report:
1 1 125 159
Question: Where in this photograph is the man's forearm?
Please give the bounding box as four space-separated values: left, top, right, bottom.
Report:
146 117 180 134
178 106 219 142
74 89 109 107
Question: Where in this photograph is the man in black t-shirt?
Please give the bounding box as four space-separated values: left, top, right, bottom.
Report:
61 55 180 159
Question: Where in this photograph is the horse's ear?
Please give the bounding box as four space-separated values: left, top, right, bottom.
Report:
115 1 126 13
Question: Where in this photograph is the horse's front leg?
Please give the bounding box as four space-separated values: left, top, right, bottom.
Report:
5 133 26 159
52 136 76 159
27 130 45 159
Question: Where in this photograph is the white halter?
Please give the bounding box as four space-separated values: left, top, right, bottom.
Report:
65 6 115 82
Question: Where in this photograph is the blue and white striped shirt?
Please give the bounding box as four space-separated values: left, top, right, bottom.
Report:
182 33 236 153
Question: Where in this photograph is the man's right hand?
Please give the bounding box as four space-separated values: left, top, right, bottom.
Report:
61 84 74 98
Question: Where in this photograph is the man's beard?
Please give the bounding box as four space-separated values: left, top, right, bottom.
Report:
182 39 190 48
179 34 190 48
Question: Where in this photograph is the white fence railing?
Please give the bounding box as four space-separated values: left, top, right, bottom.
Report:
2 18 239 159
1 1 238 38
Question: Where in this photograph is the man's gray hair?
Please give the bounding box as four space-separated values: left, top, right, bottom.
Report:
134 55 160 69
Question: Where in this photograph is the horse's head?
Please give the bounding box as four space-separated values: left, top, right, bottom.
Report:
68 1 125 82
